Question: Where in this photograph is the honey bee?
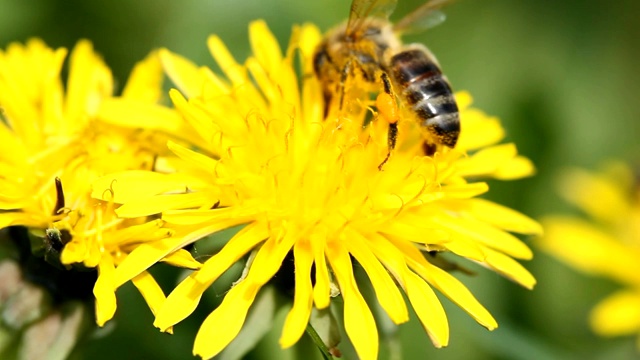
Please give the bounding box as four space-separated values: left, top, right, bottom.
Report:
313 0 460 168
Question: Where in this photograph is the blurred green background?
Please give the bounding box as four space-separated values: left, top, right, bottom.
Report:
2 0 639 359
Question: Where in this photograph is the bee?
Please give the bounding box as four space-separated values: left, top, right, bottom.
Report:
313 0 460 168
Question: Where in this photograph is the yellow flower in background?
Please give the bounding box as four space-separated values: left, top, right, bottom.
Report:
0 39 200 327
539 162 640 344
92 21 541 359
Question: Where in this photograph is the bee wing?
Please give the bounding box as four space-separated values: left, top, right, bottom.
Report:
346 0 398 37
393 0 455 34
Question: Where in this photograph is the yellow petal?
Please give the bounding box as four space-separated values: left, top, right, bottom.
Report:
411 260 498 330
482 248 536 289
344 230 409 324
326 241 378 360
298 24 322 68
98 98 184 133
0 212 43 228
590 290 640 337
193 279 260 359
405 271 449 347
160 249 202 270
207 35 246 87
168 89 222 146
440 234 486 262
153 274 207 332
114 220 248 288
162 208 251 226
93 256 117 327
246 57 279 107
421 210 533 260
167 140 218 173
245 230 296 286
131 270 173 333
539 216 640 285
85 240 102 268
440 182 489 199
112 219 165 246
159 48 205 99
118 192 214 218
280 240 314 348
249 20 282 76
493 155 536 180
92 170 207 204
559 168 632 224
456 113 504 151
65 40 112 123
365 233 449 347
298 24 324 123
0 126 28 166
154 222 267 330
381 215 451 245
60 238 88 265
454 91 473 111
456 143 518 178
122 50 163 103
462 198 543 235
113 237 182 288
384 232 434 276
311 232 331 309
0 41 67 146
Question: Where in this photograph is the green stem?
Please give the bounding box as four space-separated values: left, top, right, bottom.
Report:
305 323 333 360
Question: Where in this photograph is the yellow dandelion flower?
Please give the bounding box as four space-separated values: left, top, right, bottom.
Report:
0 39 200 327
539 161 640 344
93 21 541 359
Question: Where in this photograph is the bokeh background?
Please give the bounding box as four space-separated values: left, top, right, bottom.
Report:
2 0 639 359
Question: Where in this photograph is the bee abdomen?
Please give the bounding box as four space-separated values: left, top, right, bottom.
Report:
390 49 442 86
389 47 460 148
404 77 452 105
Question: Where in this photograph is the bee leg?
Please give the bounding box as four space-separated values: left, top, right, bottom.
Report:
377 73 399 171
422 141 437 156
322 91 332 118
338 59 353 111
378 122 398 170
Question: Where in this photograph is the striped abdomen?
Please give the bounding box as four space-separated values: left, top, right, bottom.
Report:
388 47 460 148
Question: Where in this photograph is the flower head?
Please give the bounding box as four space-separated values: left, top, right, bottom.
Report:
539 161 640 344
94 21 541 359
0 39 200 327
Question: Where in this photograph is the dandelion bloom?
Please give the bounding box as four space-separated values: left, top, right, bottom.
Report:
539 162 640 344
93 21 541 359
0 39 200 327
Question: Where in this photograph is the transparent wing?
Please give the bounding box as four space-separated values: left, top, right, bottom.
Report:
346 0 398 37
396 10 447 34
393 0 456 34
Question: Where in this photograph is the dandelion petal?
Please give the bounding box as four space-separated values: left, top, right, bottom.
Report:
590 290 640 337
414 261 497 330
131 271 173 334
405 271 449 347
327 242 378 360
280 241 314 348
345 230 409 325
93 257 117 327
193 280 260 359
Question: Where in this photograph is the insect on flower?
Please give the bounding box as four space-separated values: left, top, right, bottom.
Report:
314 0 460 168
90 13 540 360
